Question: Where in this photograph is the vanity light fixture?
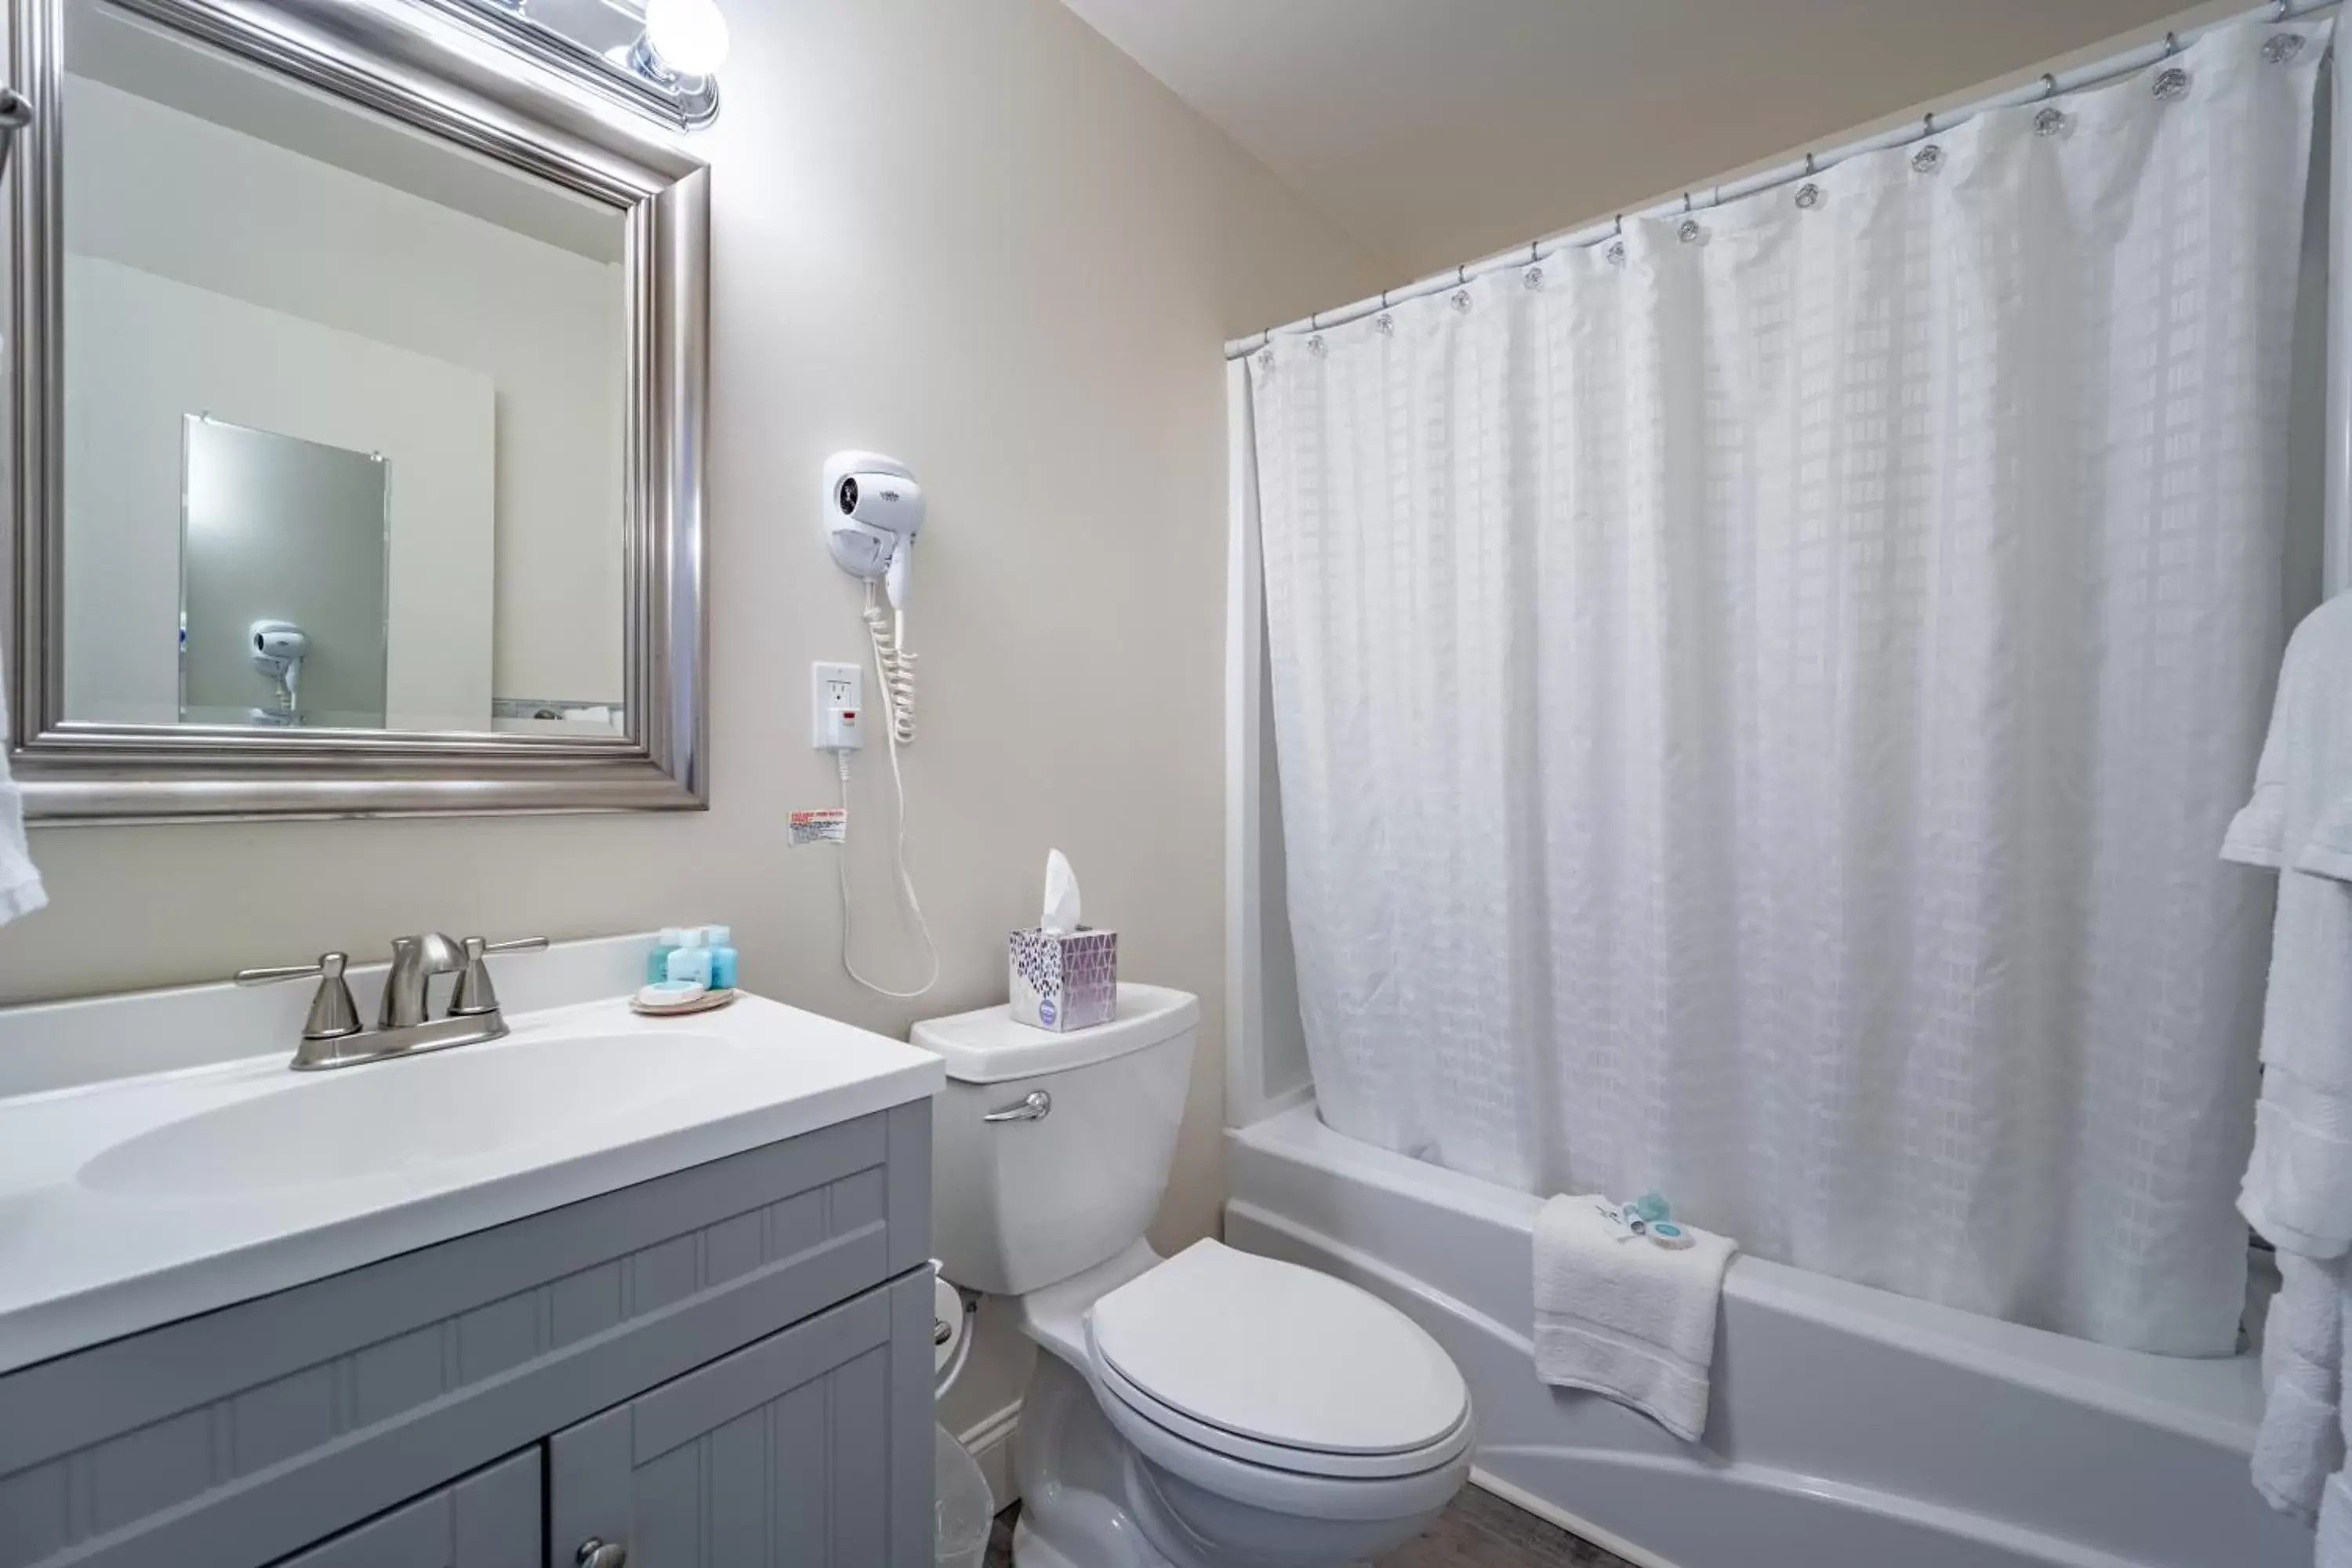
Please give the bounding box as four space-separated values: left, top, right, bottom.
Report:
643 0 731 80
419 0 728 130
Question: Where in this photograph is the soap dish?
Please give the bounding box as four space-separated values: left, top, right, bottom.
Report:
630 985 739 1017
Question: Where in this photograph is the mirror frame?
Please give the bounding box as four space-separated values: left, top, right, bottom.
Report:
2 0 709 821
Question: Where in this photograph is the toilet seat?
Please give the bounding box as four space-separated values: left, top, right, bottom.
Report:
1084 1240 1472 1481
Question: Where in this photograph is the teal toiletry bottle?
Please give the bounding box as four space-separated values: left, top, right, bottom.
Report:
648 927 687 984
666 929 712 988
702 925 738 989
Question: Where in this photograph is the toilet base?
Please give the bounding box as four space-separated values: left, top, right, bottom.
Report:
1011 1345 1457 1568
1013 1352 1178 1566
1009 1517 1083 1568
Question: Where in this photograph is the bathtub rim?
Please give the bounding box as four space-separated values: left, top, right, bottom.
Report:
1225 1100 2265 1457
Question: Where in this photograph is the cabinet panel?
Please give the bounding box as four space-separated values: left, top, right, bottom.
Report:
272 1449 539 1568
0 1099 932 1568
550 1270 935 1568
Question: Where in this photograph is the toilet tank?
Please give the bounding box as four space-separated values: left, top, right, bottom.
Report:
915 984 1199 1297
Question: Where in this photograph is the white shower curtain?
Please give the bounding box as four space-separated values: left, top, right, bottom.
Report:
1249 20 2327 1356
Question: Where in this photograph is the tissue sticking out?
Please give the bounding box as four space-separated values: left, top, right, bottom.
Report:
1043 848 1082 935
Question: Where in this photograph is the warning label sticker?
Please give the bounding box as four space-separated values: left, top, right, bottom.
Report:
789 808 848 847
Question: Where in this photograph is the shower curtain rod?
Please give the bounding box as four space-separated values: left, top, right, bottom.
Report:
1224 0 2339 361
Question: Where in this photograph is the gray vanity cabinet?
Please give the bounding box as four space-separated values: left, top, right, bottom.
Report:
0 1102 935 1568
549 1272 935 1566
272 1451 541 1568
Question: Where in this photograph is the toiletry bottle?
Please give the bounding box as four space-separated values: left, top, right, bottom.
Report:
648 927 687 984
665 929 712 988
702 925 738 990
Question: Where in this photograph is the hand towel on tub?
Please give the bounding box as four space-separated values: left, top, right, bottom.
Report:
1531 1196 1737 1442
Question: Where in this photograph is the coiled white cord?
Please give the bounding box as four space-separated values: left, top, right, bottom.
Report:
864 583 917 744
839 583 936 1000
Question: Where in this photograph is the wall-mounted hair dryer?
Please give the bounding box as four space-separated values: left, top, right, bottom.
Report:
818 449 938 1001
822 451 924 610
822 451 924 746
251 619 309 716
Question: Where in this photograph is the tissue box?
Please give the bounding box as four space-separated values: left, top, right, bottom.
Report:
1009 927 1118 1032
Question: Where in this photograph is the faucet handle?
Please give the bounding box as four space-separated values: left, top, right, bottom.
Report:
235 952 362 1041
448 935 549 1018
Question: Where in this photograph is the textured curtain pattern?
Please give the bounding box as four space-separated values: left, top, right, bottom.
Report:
1250 22 2324 1356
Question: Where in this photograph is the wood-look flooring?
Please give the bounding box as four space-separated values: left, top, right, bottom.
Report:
981 1481 1635 1566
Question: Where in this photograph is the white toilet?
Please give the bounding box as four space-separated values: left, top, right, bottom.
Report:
916 984 1473 1568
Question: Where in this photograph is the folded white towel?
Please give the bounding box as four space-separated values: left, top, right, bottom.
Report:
1532 1195 1737 1442
2256 1253 2345 1523
2245 1069 2352 1259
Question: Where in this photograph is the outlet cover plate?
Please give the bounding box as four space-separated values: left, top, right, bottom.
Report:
811 662 862 750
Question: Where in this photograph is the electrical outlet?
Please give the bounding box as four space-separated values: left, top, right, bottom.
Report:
811 661 863 750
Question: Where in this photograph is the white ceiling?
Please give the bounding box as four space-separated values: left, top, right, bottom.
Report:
1062 0 2212 278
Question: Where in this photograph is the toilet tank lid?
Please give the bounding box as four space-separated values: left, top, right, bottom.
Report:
910 984 1199 1083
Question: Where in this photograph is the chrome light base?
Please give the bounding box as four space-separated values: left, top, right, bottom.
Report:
414 0 719 130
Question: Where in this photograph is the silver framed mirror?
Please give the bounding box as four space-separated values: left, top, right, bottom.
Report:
2 0 709 820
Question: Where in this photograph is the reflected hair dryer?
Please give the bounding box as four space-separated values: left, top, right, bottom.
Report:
251 619 310 713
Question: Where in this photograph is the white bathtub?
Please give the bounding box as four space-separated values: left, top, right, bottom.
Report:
1225 1103 2310 1568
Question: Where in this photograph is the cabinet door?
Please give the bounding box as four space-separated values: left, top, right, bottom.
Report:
274 1449 539 1568
548 1271 934 1568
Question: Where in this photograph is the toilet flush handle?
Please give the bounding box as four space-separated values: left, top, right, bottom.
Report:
982 1089 1052 1123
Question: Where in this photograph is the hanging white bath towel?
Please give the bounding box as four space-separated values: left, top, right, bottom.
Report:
2227 596 2352 1258
0 676 45 924
2226 594 2352 1546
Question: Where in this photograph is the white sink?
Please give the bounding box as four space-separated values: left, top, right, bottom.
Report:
78 1029 737 1196
0 991 945 1375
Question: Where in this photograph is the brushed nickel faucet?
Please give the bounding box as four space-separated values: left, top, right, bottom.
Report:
380 932 463 1029
237 933 548 1071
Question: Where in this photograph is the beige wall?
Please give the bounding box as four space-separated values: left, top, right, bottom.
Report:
0 0 1383 1449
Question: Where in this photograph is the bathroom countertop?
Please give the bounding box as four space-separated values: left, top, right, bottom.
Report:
0 992 943 1374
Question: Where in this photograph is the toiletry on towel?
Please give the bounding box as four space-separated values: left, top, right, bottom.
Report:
0 676 42 925
2223 593 2352 1548
1531 1194 1736 1442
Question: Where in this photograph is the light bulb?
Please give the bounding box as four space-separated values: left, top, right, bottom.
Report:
644 0 729 78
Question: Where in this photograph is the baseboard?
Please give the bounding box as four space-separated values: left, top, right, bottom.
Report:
1468 1467 1680 1568
958 1399 1022 1512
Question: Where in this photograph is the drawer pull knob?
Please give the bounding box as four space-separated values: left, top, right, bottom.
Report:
578 1539 628 1568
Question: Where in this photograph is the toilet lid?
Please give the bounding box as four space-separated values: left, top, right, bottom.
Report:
1087 1240 1468 1459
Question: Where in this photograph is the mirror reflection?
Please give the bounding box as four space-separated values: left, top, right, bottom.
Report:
58 0 630 736
180 418 388 728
